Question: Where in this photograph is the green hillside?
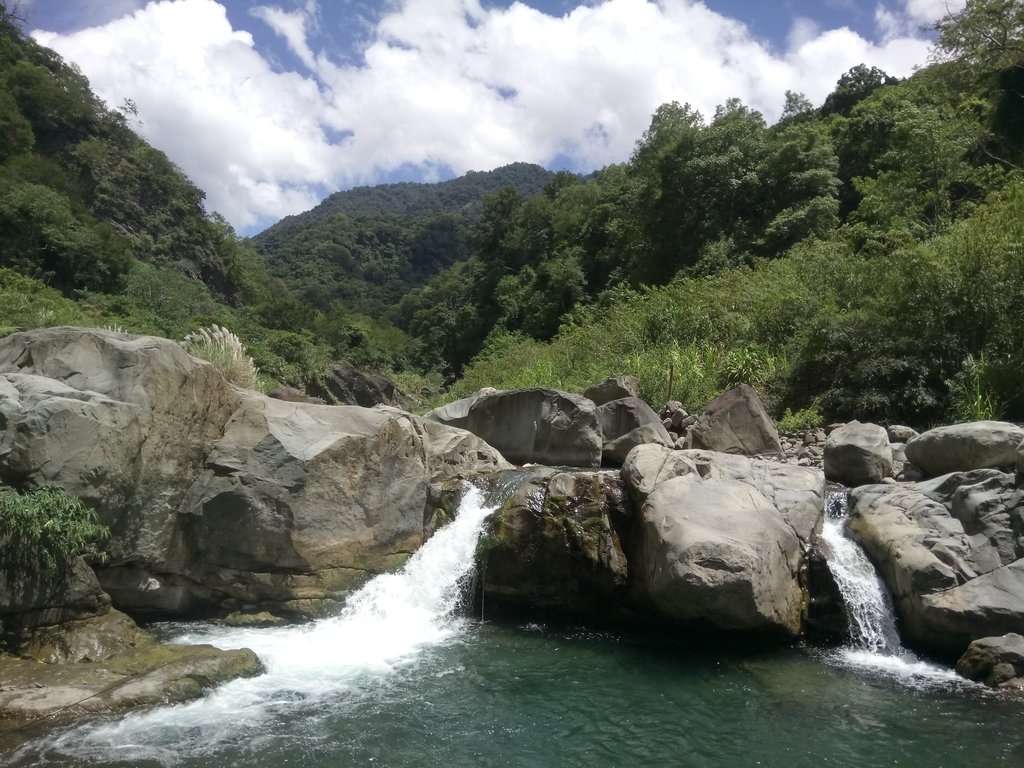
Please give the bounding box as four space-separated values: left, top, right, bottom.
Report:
252 163 554 317
2 0 1021 426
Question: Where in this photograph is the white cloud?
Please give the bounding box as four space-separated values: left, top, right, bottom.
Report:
875 0 965 41
33 0 945 233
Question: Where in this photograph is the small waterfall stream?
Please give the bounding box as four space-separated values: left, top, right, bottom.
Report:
819 489 960 685
27 484 501 764
819 490 901 653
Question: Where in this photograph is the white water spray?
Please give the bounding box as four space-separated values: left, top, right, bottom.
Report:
36 484 499 762
820 490 961 686
820 492 901 653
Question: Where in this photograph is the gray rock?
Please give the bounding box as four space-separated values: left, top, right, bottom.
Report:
422 388 497 430
463 388 602 467
633 473 805 635
0 555 110 638
0 328 510 617
621 444 824 543
956 633 1024 687
823 421 893 486
267 386 325 405
583 375 639 406
595 397 673 466
850 472 1024 657
308 360 411 409
687 384 783 457
887 425 919 443
905 421 1024 478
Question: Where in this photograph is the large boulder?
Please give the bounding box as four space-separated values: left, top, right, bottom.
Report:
622 445 824 543
956 633 1024 688
905 421 1024 478
823 421 893 486
686 384 783 457
622 445 823 635
583 375 639 406
307 360 411 409
462 388 602 467
479 468 631 615
849 469 1024 658
633 473 805 635
0 328 510 617
595 397 673 466
423 388 496 430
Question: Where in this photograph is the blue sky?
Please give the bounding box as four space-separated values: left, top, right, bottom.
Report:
26 1 959 234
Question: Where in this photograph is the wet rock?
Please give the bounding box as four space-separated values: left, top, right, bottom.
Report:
850 470 1024 658
0 643 264 728
955 633 1024 688
0 328 509 618
479 469 630 616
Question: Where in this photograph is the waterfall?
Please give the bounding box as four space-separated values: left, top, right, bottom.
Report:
820 490 901 654
32 483 501 763
819 490 961 685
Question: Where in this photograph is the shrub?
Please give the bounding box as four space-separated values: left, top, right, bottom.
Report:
181 323 260 389
0 486 108 577
777 405 824 432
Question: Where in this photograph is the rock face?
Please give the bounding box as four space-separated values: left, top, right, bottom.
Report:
905 421 1024 478
583 375 640 406
0 328 509 617
423 387 496 430
462 388 603 467
823 421 893 486
595 397 673 466
479 468 631 615
956 633 1024 688
686 384 783 458
849 469 1024 658
622 445 824 635
308 360 411 409
0 556 110 643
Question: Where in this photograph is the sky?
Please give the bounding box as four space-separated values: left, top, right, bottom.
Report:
21 0 965 235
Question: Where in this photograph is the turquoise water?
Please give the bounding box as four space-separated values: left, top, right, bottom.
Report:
11 620 1024 767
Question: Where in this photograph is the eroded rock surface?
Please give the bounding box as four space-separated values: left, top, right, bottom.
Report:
622 445 824 635
850 469 1024 657
0 328 509 617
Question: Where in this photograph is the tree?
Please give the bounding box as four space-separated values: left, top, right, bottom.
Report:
933 0 1024 71
821 64 899 117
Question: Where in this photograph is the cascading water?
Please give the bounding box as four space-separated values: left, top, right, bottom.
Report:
23 484 501 765
819 490 901 653
819 489 960 685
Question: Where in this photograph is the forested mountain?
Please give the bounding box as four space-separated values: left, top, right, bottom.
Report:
0 4 406 387
253 163 554 317
393 0 1024 425
2 0 1021 426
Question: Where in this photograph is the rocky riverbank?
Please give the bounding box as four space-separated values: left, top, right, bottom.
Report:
2 327 1022 736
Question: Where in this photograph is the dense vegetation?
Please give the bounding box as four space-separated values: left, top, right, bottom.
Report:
396 0 1024 425
0 0 1021 427
0 485 107 576
0 4 414 388
253 163 553 317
